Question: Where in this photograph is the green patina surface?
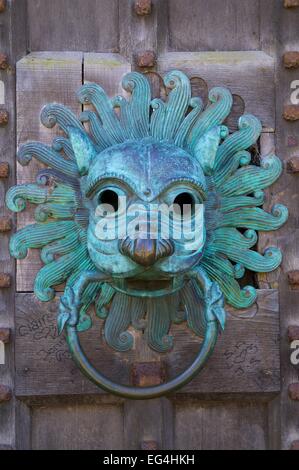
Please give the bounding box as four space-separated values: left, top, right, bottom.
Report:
6 70 288 398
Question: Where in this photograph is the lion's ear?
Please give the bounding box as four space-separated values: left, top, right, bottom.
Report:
68 127 97 175
194 126 228 175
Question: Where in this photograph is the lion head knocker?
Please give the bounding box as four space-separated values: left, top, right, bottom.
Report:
6 71 288 398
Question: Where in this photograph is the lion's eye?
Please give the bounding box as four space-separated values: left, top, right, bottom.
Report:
173 192 196 216
98 189 119 212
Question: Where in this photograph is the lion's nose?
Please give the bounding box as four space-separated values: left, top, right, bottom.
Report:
119 237 174 267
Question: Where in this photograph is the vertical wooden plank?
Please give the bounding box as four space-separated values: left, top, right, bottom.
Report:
0 0 27 450
84 53 131 96
168 0 260 52
275 3 299 450
27 0 119 53
16 52 83 292
119 0 168 65
124 398 174 450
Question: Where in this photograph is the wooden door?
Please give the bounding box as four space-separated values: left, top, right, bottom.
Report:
0 0 298 450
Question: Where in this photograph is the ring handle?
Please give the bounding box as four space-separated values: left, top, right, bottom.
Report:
66 320 218 400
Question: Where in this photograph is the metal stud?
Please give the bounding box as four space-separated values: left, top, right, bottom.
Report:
0 217 11 233
288 325 299 342
283 105 299 121
283 52 299 69
0 110 9 127
287 157 299 173
0 328 10 344
0 384 12 403
0 53 9 70
289 383 299 400
284 0 299 7
288 270 299 288
0 162 9 178
134 0 152 16
0 0 5 13
136 50 156 68
0 273 11 288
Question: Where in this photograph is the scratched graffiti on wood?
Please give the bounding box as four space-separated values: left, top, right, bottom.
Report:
15 290 280 396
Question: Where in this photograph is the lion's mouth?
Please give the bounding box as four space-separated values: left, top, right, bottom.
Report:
111 276 185 297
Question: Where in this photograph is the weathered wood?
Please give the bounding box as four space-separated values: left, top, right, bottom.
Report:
174 400 268 450
15 290 280 397
31 402 125 450
270 1 299 449
0 0 27 451
27 0 119 53
84 53 131 97
157 51 275 131
119 0 168 64
168 0 260 52
16 52 83 292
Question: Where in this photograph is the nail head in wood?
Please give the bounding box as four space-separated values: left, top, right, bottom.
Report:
134 0 152 16
287 157 299 173
131 362 166 387
0 162 9 178
0 0 5 13
0 328 10 344
141 441 159 450
0 385 12 403
0 110 9 126
288 325 299 342
0 273 11 288
284 52 299 69
284 0 299 7
0 217 11 233
0 53 8 70
289 383 299 400
136 50 156 68
291 441 299 450
288 270 299 288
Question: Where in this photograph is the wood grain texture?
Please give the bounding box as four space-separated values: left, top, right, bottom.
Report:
15 290 280 397
157 51 275 131
16 52 83 292
168 0 260 52
84 53 131 97
266 1 299 450
27 0 119 53
174 401 268 450
31 402 124 450
0 0 27 450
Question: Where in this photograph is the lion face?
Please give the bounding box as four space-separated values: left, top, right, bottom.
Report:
84 138 207 297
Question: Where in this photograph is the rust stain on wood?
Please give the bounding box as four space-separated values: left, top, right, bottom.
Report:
0 162 9 178
287 157 299 173
0 385 12 403
0 328 10 344
131 362 166 387
283 52 299 69
283 105 299 121
289 383 299 400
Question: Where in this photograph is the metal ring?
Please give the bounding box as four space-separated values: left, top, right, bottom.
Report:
66 320 218 400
